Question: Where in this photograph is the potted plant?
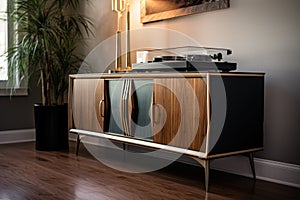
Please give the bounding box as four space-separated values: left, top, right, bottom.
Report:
6 0 93 150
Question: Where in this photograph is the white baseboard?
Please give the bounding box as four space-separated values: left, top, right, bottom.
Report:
0 129 35 144
3 131 300 188
210 156 300 188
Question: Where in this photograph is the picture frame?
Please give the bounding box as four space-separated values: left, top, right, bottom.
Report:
140 0 230 23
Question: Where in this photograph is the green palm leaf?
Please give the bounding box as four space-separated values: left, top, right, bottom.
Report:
6 0 93 105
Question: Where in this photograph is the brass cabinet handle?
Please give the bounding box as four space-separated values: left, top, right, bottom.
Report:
99 100 105 117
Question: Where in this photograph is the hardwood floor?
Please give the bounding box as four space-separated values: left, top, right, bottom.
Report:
0 142 299 200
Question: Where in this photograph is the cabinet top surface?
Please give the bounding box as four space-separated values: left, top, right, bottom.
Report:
70 72 265 79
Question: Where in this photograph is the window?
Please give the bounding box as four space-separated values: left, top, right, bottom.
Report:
0 0 8 81
0 0 27 96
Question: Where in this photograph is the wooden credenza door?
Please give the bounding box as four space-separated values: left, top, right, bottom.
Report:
72 78 105 132
152 78 208 151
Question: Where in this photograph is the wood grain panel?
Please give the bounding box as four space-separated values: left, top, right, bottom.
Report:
153 78 207 151
187 78 207 151
73 79 104 132
153 79 180 146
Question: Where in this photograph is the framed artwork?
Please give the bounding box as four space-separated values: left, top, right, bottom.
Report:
140 0 230 23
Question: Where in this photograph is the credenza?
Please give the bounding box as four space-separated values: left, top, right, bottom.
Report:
68 72 264 191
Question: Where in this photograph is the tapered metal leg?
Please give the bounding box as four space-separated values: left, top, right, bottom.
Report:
76 134 81 156
204 160 210 192
248 152 256 180
193 158 210 192
123 143 128 151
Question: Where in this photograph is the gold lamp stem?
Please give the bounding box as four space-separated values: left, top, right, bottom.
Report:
112 0 126 71
116 13 122 71
126 0 131 71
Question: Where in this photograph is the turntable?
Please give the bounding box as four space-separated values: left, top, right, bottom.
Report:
132 46 237 72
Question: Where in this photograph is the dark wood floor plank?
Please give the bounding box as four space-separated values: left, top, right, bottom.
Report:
0 142 299 200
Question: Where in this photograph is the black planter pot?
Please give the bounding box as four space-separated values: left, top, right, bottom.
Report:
34 104 69 151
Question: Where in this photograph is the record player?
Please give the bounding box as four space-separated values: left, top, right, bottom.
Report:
132 46 237 72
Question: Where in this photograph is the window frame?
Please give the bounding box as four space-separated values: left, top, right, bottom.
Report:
0 0 28 96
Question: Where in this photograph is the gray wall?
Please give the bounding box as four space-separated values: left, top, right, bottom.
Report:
0 79 41 131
